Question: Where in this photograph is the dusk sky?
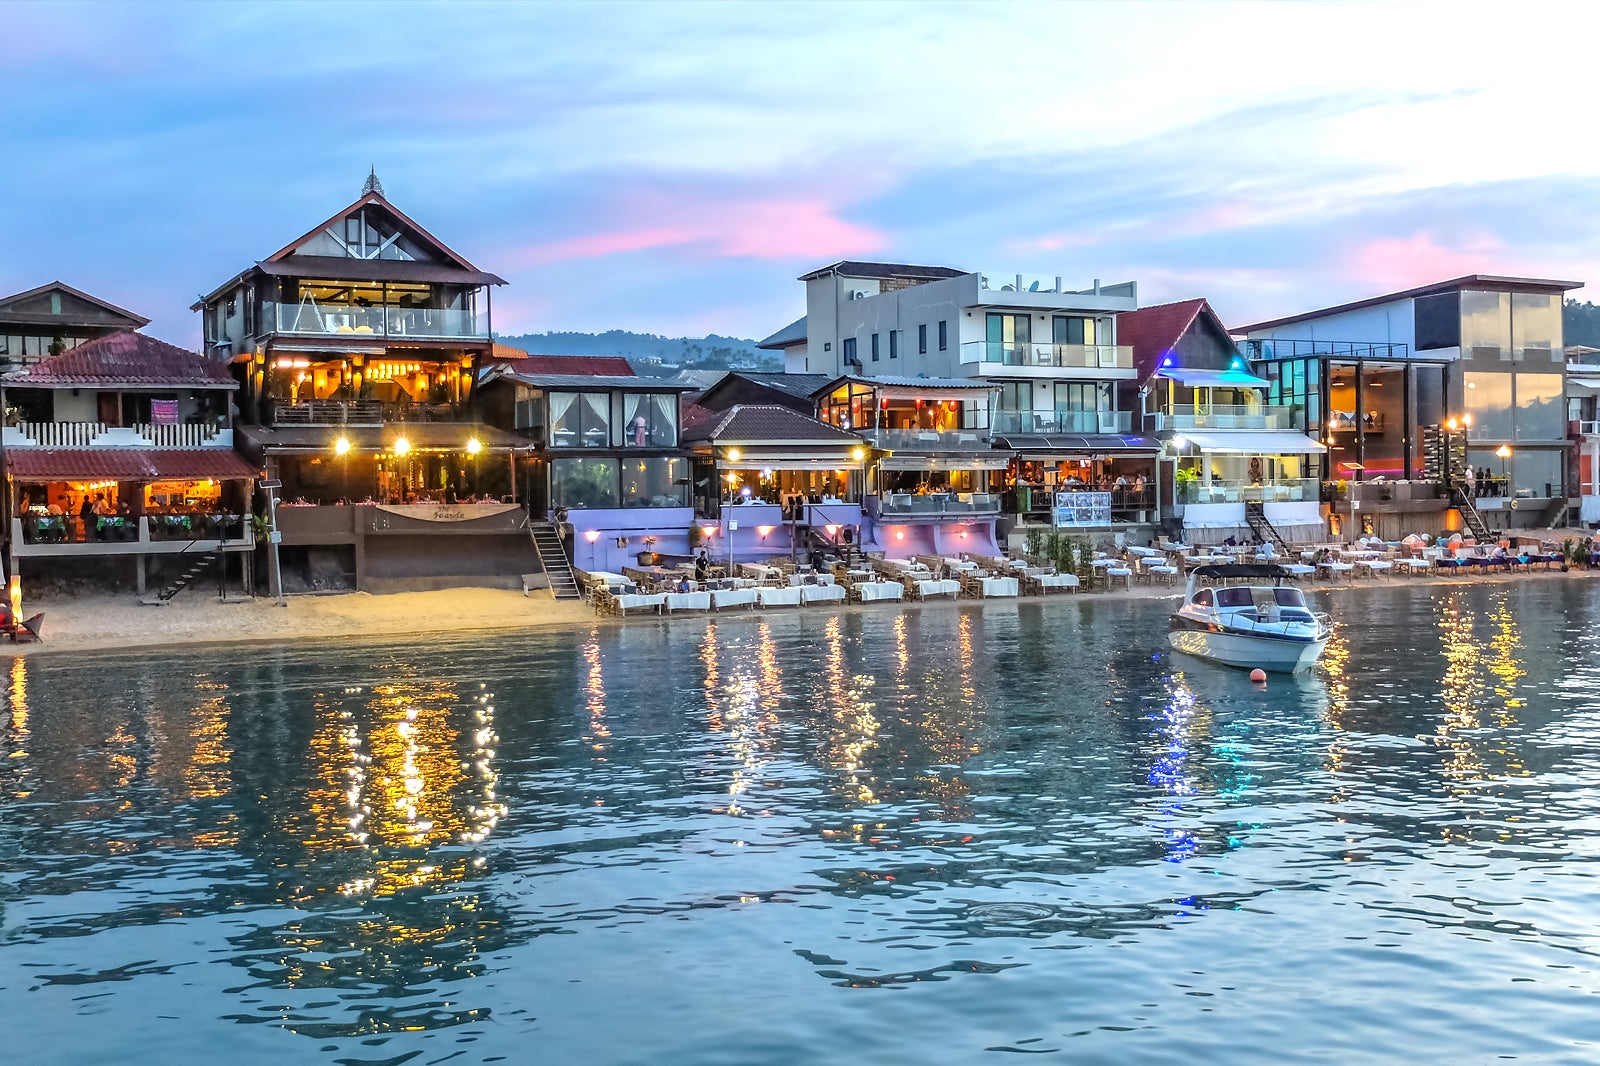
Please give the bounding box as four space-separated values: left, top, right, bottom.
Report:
5 0 1597 347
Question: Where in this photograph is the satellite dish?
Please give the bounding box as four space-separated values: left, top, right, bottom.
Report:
1028 280 1040 292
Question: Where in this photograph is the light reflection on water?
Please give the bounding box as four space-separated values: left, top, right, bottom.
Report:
3 583 1600 1063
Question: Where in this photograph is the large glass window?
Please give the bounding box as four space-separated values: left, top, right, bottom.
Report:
1515 372 1565 441
1463 371 1512 440
1051 316 1096 345
621 456 689 508
1460 290 1510 360
986 313 1030 360
623 392 678 447
1512 293 1561 362
548 392 611 447
1514 449 1563 498
551 457 619 509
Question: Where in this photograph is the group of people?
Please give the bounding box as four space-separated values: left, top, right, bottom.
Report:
23 492 128 542
1460 467 1508 498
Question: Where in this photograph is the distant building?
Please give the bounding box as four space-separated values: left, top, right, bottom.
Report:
0 281 148 369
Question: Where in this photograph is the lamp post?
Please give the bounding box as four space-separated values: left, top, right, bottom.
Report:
1495 444 1511 496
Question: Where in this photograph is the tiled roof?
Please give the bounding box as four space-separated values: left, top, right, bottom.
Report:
756 316 807 349
1235 275 1583 334
679 401 720 437
730 372 833 398
493 372 689 391
683 404 862 445
498 354 636 376
7 448 258 481
1116 299 1213 381
238 422 529 453
810 374 990 396
797 261 967 282
2 331 236 388
0 281 149 328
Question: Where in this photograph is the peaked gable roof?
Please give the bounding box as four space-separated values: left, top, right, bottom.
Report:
1117 299 1232 381
682 404 863 445
0 281 149 329
2 331 236 389
266 190 489 275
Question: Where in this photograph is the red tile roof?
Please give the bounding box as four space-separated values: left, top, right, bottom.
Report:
496 353 635 377
1116 299 1226 381
7 449 258 481
3 331 236 388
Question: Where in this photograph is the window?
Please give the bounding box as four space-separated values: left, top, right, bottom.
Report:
621 457 689 508
918 324 928 354
938 320 948 351
548 391 612 447
1052 316 1095 346
226 294 237 318
551 457 619 509
1462 371 1512 440
1512 293 1561 361
623 392 678 447
823 342 831 351
843 337 856 364
871 333 880 362
1514 372 1564 441
986 313 1030 361
889 331 898 359
1461 290 1511 361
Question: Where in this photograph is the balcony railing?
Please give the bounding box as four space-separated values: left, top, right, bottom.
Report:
271 400 462 425
878 492 1000 517
1151 405 1294 431
261 302 486 340
1177 478 1318 504
960 341 1133 369
857 427 991 450
17 512 247 547
992 410 1132 435
3 422 231 448
1581 420 1600 436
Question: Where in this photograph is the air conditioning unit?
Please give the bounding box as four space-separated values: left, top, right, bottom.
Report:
850 290 870 300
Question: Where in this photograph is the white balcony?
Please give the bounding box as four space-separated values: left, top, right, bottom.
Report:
3 422 233 448
960 341 1134 374
1151 406 1294 431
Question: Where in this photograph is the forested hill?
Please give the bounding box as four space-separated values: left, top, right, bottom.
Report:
1565 300 1600 349
493 330 778 371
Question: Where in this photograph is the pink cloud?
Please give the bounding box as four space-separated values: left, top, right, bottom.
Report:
506 197 884 268
1344 232 1505 291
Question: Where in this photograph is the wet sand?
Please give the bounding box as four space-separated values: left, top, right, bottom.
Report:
6 561 1597 656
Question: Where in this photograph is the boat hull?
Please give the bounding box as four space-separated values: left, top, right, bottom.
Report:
1167 625 1326 674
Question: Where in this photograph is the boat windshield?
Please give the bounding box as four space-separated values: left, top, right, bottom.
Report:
1273 588 1307 608
1216 588 1252 608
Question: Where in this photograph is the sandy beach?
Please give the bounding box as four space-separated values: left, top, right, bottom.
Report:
6 554 1597 657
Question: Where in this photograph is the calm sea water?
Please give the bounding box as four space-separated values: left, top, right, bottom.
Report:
4 582 1600 1064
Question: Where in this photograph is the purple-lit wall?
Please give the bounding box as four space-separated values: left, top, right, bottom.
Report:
875 519 1001 560
566 507 695 572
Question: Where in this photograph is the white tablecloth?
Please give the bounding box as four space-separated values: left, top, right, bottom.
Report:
711 588 758 610
615 593 666 613
663 592 711 612
855 581 904 601
978 576 1019 598
916 579 961 598
800 584 847 605
756 587 802 608
1038 573 1079 590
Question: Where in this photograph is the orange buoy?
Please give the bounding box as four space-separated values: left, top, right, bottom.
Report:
1249 668 1267 683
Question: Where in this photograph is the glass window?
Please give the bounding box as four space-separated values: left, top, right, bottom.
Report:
843 337 856 364
551 457 619 509
986 313 1030 361
1462 372 1511 440
938 320 947 351
1460 290 1510 360
1513 449 1563 498
889 330 898 359
1514 372 1564 441
918 324 927 354
871 333 879 362
623 393 678 447
621 456 689 508
1512 293 1561 361
548 391 611 447
1051 316 1095 345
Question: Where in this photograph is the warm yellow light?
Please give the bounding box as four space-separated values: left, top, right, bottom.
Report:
1446 418 1458 431
727 448 742 462
1495 445 1512 458
393 436 411 456
334 436 351 456
851 446 865 461
465 437 482 455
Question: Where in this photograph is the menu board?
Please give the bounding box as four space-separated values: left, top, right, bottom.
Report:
1053 491 1112 528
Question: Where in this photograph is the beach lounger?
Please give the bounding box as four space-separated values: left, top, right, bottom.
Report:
800 584 847 606
711 588 758 611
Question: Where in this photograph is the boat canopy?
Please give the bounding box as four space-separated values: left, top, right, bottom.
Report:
1189 563 1291 581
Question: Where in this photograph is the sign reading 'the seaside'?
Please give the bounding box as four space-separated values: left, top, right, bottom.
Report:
1053 491 1112 528
374 503 522 523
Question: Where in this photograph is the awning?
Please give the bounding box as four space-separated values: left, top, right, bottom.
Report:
722 459 863 472
1179 431 1327 454
1154 366 1270 388
993 433 1160 455
879 454 1013 472
6 448 260 481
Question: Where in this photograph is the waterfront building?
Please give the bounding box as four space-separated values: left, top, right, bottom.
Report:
682 404 867 563
1 331 256 593
195 173 535 592
0 281 149 370
1238 275 1581 533
1566 348 1600 525
474 359 695 573
693 371 834 418
1124 299 1326 544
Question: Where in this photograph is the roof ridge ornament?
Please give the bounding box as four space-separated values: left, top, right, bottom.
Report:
363 166 384 198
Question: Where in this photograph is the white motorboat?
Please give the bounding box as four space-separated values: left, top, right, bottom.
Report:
1167 564 1330 674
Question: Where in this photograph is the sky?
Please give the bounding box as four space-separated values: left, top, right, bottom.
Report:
4 0 1599 347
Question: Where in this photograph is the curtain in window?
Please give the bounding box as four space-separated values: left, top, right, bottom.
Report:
651 394 677 446
548 393 577 442
581 393 610 445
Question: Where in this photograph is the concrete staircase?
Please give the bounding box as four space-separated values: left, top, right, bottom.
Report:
143 550 219 605
1244 502 1290 554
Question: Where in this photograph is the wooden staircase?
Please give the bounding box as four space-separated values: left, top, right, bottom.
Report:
1244 502 1290 554
529 523 582 601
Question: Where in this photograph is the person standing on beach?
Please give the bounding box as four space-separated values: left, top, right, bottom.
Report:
1464 465 1476 498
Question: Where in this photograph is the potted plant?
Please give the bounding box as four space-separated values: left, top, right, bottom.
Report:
636 535 660 566
1174 467 1198 503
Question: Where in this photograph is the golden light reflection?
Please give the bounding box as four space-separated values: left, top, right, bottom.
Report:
719 623 781 817
1319 623 1353 803
7 656 27 760
583 632 610 757
822 614 882 807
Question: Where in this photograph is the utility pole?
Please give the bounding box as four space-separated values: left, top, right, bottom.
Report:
261 478 286 606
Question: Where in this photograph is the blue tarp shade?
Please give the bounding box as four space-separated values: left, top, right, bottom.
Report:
1155 366 1270 388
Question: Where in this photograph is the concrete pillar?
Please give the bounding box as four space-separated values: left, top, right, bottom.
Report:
135 554 145 595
